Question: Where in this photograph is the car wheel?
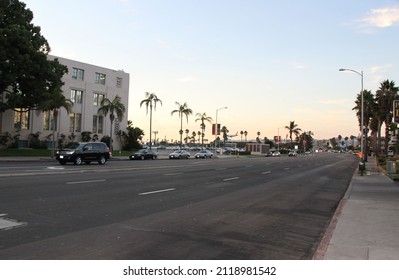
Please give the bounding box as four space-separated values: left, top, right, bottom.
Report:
98 155 106 165
141 156 145 160
179 155 182 159
74 156 82 165
152 156 156 160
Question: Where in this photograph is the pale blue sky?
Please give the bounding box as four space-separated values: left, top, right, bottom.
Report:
25 0 399 142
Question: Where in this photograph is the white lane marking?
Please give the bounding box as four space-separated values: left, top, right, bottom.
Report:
223 177 239 181
262 171 271 174
163 172 183 176
284 167 290 170
138 188 176 196
46 166 65 170
66 179 106 185
215 168 227 171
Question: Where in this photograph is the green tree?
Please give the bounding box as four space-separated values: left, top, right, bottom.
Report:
285 121 301 147
195 112 213 147
98 95 126 151
171 102 192 148
117 120 144 150
221 126 229 146
0 0 68 112
376 80 398 155
353 89 375 160
140 92 162 150
40 90 72 157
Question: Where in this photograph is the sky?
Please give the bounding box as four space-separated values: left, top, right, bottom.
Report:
23 0 399 143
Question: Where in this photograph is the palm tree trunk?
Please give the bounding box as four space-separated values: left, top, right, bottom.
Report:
149 106 153 149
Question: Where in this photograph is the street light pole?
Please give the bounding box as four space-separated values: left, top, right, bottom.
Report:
215 107 228 150
339 68 364 161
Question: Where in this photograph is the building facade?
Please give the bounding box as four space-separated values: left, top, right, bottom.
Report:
0 55 130 150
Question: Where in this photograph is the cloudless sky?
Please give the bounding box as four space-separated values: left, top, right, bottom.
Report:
24 0 399 143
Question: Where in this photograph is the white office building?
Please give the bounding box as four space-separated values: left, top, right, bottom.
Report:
0 55 130 150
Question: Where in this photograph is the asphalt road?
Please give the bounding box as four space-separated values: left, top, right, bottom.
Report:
0 152 358 259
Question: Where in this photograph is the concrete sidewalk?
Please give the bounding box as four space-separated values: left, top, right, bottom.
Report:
315 158 399 260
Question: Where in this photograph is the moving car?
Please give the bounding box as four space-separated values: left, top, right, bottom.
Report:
169 150 190 159
129 149 157 160
265 151 273 157
195 150 213 158
288 151 297 157
56 142 110 165
272 151 281 157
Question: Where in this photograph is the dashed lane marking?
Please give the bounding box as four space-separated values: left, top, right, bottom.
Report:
138 188 176 196
66 179 106 185
223 177 239 181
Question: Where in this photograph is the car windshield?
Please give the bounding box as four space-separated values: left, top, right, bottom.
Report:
137 149 148 153
65 142 85 149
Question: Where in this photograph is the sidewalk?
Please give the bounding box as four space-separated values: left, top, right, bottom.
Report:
315 158 399 260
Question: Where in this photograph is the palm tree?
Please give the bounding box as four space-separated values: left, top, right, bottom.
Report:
98 95 126 151
257 131 261 143
375 80 399 154
140 92 162 150
240 131 243 142
191 131 196 144
353 89 375 160
171 102 193 147
244 131 248 142
285 121 301 147
221 126 229 146
195 112 213 148
40 90 73 158
185 129 190 144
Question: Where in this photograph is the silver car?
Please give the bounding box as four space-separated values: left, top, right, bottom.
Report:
169 150 190 159
194 150 213 159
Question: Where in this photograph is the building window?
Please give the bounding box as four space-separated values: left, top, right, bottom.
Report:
14 108 30 130
95 72 106 85
93 93 104 106
69 113 82 133
70 89 83 104
92 116 97 133
116 77 123 88
72 67 84 81
98 116 104 134
92 115 104 134
43 111 55 131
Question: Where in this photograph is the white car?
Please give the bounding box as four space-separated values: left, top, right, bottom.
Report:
195 150 213 158
272 151 281 157
169 150 190 159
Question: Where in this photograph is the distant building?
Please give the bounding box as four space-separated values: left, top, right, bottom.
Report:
0 55 130 150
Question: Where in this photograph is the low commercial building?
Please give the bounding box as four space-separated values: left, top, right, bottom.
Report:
0 55 130 150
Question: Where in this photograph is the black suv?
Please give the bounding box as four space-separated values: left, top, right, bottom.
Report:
56 142 111 165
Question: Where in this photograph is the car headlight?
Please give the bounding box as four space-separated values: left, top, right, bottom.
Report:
66 151 75 155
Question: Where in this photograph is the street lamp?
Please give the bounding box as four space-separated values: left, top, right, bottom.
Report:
339 68 364 160
215 107 228 149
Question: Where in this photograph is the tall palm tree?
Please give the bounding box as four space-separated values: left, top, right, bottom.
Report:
244 131 248 142
353 89 375 160
185 129 190 144
195 112 213 148
140 92 162 149
171 102 193 147
40 90 73 157
240 131 243 142
98 95 126 151
375 80 399 154
257 131 261 143
285 121 301 147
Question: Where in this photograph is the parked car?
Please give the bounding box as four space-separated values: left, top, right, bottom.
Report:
56 142 110 165
265 151 273 157
169 150 190 159
288 151 297 157
129 149 157 160
272 151 281 157
195 150 213 158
